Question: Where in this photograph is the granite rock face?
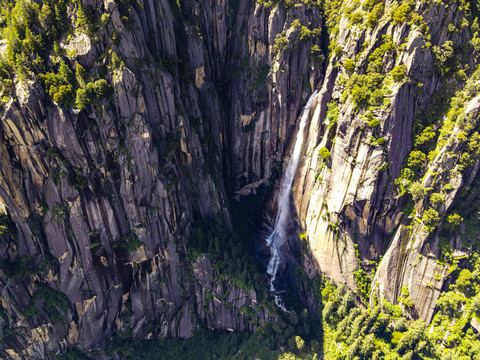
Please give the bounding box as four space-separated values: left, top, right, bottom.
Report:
0 0 323 358
293 0 480 323
1 0 480 358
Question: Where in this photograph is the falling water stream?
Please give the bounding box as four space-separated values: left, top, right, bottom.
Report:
266 90 318 311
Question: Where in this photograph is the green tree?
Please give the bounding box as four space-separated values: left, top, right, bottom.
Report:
409 182 424 200
432 40 455 75
445 213 463 230
407 150 426 169
344 58 355 74
59 59 74 84
85 82 95 98
422 208 439 231
366 3 385 28
291 19 301 29
75 87 89 109
274 33 288 53
430 192 443 204
53 84 74 105
436 291 465 316
319 147 330 160
93 79 113 98
392 2 412 24
456 269 473 295
76 64 87 87
390 64 407 82
39 4 53 29
414 126 436 149
395 320 429 356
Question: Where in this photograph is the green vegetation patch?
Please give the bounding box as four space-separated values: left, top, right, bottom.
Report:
24 283 70 320
0 0 113 108
106 329 280 360
342 35 396 111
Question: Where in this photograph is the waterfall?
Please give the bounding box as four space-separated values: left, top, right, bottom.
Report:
266 90 318 310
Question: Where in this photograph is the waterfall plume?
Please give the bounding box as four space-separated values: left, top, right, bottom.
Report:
266 90 318 310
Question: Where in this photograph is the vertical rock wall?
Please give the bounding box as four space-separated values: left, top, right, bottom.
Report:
294 0 480 322
0 0 325 358
2 0 478 357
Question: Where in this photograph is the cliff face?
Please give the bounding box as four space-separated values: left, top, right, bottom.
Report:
224 2 323 192
0 0 323 358
294 0 480 322
1 0 479 358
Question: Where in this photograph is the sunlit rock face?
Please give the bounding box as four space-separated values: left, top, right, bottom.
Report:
293 0 479 324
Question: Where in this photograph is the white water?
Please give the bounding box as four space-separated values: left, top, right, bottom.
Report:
266 90 318 310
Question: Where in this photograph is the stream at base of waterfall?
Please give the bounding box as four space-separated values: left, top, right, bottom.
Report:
266 90 318 311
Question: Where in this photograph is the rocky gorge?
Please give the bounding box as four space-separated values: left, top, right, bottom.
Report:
0 0 480 358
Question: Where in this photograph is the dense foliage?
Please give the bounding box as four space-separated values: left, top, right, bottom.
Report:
106 330 280 360
0 0 113 107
